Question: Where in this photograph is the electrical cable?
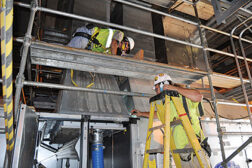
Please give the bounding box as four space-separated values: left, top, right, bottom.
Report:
203 98 249 120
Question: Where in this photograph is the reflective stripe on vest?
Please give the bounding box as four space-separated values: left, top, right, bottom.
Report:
106 29 114 49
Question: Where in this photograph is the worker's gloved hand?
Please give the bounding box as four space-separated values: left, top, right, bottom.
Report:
131 109 142 117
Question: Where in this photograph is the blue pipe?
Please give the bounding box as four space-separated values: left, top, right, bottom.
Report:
92 143 104 168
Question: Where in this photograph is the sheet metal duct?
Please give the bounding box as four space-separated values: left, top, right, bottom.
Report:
12 105 38 168
56 70 129 120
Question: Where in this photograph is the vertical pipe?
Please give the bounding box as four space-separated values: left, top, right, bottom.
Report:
92 129 104 168
239 25 252 89
230 19 252 128
106 0 111 23
192 1 227 167
14 0 37 120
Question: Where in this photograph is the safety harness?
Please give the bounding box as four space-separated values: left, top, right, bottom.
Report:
73 28 103 50
180 96 211 161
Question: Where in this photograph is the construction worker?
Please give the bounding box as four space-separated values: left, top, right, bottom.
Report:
132 73 212 167
67 24 135 56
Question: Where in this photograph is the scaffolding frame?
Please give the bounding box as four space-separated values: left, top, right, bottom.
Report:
1 0 252 167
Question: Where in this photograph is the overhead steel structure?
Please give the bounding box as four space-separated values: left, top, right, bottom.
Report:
0 0 251 167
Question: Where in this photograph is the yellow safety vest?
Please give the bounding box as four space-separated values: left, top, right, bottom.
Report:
91 27 118 54
156 94 205 149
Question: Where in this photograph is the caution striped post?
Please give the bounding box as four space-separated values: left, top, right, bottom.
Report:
1 0 14 162
1 0 10 153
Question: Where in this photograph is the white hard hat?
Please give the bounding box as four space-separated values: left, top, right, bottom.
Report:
126 37 135 50
153 73 172 90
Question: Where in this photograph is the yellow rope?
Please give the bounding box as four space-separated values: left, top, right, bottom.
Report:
70 69 79 87
71 70 95 88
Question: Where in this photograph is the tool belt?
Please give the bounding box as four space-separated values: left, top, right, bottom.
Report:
201 137 212 157
180 152 196 162
180 138 211 162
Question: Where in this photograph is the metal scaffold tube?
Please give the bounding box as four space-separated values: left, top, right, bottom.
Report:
14 1 252 63
113 0 198 26
239 25 252 89
0 78 153 97
1 78 250 107
113 0 252 45
192 1 227 167
14 0 38 120
230 17 252 128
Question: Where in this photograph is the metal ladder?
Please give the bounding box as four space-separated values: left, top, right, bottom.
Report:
143 90 210 168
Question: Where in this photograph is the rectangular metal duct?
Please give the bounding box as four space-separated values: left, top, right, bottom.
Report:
56 70 129 121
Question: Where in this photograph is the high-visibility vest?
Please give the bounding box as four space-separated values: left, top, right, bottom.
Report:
156 94 205 149
91 27 122 54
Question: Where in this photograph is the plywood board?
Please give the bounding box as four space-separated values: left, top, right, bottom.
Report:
203 102 250 119
194 73 249 89
163 16 197 39
173 0 214 20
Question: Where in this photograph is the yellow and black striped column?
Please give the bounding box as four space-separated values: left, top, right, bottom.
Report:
1 0 14 159
1 0 10 153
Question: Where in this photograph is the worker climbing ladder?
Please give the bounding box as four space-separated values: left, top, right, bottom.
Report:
143 90 210 168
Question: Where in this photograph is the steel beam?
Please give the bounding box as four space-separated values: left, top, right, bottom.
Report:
211 0 222 21
215 0 251 25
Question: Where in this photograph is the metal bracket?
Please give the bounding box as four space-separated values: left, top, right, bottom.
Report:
31 0 38 12
15 73 25 88
23 34 32 47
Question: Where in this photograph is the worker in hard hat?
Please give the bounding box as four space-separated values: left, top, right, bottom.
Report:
132 73 212 167
68 24 135 56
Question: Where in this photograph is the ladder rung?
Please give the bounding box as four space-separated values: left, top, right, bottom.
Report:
146 148 164 154
173 148 194 154
170 120 182 126
149 120 182 132
149 124 165 131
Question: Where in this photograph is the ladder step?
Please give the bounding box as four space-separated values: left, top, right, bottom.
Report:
149 124 165 131
170 120 182 126
173 148 194 154
146 148 164 154
149 120 182 132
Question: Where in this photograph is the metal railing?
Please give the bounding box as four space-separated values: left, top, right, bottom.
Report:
230 17 252 127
